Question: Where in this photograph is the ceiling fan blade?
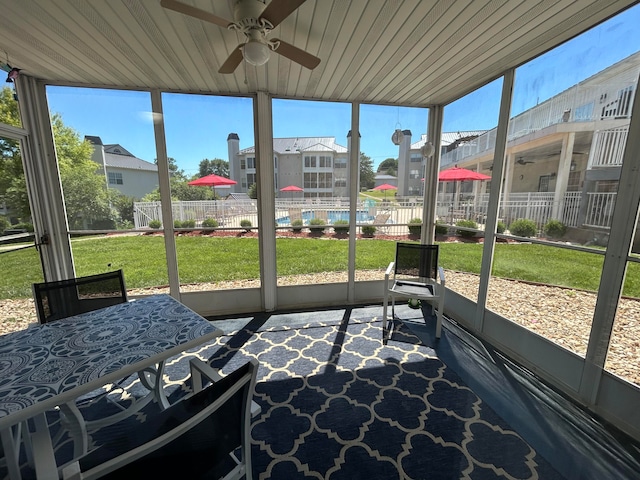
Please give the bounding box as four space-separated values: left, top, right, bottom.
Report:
260 0 307 28
219 45 244 74
160 0 232 28
272 39 320 70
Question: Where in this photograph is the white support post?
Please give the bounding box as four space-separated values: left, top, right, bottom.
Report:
475 70 515 330
151 90 181 300
255 92 277 311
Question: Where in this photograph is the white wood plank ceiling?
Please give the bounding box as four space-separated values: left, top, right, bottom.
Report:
0 0 636 107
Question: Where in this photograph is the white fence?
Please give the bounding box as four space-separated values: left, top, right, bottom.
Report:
134 190 614 236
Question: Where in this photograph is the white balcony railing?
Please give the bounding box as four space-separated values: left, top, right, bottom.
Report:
588 126 629 168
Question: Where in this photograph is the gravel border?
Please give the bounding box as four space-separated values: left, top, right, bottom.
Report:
2 270 638 385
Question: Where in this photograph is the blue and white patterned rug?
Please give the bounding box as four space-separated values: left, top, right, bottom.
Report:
9 314 564 479
172 315 562 479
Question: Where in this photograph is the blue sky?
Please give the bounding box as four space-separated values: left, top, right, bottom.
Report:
46 4 640 176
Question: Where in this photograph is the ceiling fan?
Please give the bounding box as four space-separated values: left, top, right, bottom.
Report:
160 0 321 74
516 158 534 165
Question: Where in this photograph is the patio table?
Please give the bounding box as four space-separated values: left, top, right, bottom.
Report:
0 294 223 480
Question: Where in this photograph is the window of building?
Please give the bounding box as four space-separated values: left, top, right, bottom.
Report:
538 175 551 192
319 156 332 168
247 157 256 169
334 158 347 168
240 159 246 170
567 171 582 191
335 178 347 187
574 102 594 121
108 172 123 185
409 169 420 179
318 172 332 188
304 172 317 189
304 156 316 168
410 154 422 163
246 173 256 187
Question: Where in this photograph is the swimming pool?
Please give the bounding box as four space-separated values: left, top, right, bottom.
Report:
276 210 374 225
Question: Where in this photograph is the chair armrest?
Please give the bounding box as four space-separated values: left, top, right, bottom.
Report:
384 262 395 288
189 358 261 418
189 358 223 394
62 460 82 480
385 262 394 278
438 266 445 287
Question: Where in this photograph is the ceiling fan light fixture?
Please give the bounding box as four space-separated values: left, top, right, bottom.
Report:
243 38 270 66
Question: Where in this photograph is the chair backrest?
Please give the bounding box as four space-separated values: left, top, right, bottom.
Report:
32 270 127 324
373 213 390 225
394 243 439 280
65 360 258 480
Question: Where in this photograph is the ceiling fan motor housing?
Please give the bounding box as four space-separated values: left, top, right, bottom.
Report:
234 0 269 30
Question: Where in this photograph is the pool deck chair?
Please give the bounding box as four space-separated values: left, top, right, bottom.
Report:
383 243 445 342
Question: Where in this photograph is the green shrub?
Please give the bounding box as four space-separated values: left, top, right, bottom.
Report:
435 221 448 236
333 219 349 234
544 219 567 239
509 218 538 237
173 220 183 228
0 216 10 234
408 218 422 236
201 218 219 228
361 225 376 236
182 219 196 228
149 219 162 229
291 219 304 232
308 218 326 233
240 219 252 231
497 221 506 234
455 219 477 238
11 222 34 232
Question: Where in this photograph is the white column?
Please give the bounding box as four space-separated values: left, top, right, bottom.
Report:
475 69 515 329
552 132 575 219
15 75 75 281
150 90 181 299
255 92 277 311
422 107 443 244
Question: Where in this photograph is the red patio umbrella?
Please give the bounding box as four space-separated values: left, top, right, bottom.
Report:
438 166 491 181
373 183 398 200
280 185 303 192
280 185 303 198
188 174 237 198
188 174 237 187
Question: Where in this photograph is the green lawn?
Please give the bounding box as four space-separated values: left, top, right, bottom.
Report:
0 235 631 299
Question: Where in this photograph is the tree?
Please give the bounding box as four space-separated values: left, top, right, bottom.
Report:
198 158 229 177
0 87 28 220
377 157 398 176
142 177 216 202
52 114 114 229
0 87 119 229
247 183 257 199
359 152 375 190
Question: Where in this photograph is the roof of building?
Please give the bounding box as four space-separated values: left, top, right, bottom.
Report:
104 153 158 171
411 131 489 149
238 137 348 155
102 143 157 172
375 174 397 180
